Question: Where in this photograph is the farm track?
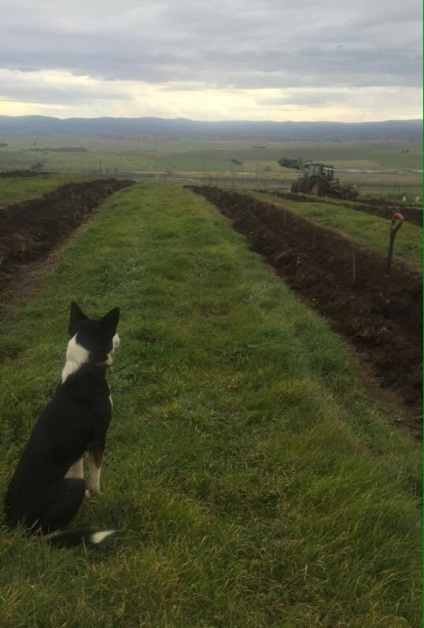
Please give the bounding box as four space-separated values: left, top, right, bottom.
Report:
190 185 422 436
265 190 423 227
0 178 134 297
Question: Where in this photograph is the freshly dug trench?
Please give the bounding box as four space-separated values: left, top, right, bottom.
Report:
190 186 422 435
0 178 134 294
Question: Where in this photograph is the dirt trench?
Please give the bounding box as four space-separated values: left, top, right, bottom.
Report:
0 178 134 296
190 186 422 435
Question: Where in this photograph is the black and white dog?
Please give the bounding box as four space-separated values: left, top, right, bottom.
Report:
4 302 120 547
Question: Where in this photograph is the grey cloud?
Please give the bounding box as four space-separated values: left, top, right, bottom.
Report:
0 0 422 105
0 81 129 105
3 37 420 90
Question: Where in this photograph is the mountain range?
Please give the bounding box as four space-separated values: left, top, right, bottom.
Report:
0 115 421 141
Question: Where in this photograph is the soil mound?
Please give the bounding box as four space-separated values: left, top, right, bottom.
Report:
190 186 422 435
0 178 134 293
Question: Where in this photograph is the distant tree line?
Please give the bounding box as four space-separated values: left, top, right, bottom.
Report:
25 147 88 153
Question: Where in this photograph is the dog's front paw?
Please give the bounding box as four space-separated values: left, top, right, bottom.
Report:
87 485 102 496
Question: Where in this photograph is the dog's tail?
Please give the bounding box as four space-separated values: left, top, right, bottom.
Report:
45 528 116 548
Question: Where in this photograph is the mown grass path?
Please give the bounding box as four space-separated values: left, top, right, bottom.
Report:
0 182 421 627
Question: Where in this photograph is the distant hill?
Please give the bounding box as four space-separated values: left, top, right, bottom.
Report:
0 115 421 141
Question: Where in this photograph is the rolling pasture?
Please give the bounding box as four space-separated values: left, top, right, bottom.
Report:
0 136 422 198
0 175 421 626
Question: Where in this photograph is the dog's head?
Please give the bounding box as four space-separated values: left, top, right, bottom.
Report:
68 302 120 366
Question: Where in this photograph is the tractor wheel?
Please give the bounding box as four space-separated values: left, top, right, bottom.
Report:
347 188 359 200
291 181 300 193
308 176 325 196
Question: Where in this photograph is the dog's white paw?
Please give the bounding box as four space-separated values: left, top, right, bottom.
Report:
88 486 102 496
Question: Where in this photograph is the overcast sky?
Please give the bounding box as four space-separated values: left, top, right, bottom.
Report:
0 0 422 121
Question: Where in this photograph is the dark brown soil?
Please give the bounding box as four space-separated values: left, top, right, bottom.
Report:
0 170 52 178
0 178 134 296
190 186 422 436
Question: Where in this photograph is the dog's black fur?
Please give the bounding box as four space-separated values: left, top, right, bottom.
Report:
4 302 120 547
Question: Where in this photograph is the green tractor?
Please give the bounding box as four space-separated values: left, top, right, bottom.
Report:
278 157 358 200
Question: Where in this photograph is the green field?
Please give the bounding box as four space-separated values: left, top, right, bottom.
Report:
0 136 422 198
0 183 421 627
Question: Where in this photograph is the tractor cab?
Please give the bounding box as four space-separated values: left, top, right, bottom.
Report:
304 162 335 181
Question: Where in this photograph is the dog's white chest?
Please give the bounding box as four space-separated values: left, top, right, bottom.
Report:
61 335 89 383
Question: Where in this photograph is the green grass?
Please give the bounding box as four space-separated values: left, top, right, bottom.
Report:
0 173 94 207
0 182 421 627
256 192 422 270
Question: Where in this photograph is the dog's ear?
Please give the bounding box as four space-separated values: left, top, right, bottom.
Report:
68 301 88 337
100 307 120 337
